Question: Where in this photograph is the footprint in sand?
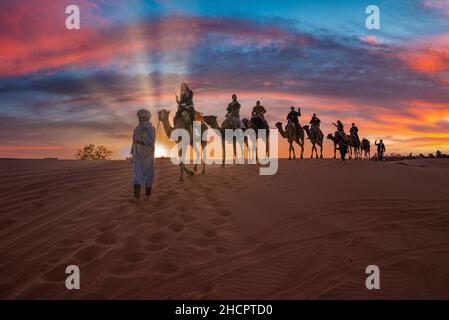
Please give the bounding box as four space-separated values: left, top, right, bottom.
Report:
191 237 212 248
175 204 189 212
124 251 147 263
200 281 217 294
41 264 70 282
152 261 179 275
200 228 217 239
0 219 15 230
94 223 117 233
214 246 227 254
95 231 119 245
209 216 228 226
218 209 232 217
145 230 169 243
168 221 185 233
178 213 197 223
74 244 105 263
207 200 221 208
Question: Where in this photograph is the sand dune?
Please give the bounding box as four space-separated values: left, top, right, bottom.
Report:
0 158 448 299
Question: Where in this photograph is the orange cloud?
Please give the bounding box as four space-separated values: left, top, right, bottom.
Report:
360 35 383 46
397 34 449 84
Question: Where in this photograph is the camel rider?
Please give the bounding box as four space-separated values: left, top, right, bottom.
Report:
350 123 360 145
174 82 195 125
226 94 244 129
375 139 386 161
252 101 267 120
309 113 321 131
251 101 268 128
333 120 344 133
130 109 156 203
286 106 301 136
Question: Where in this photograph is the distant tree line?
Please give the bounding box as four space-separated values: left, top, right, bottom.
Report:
377 150 448 161
75 144 112 160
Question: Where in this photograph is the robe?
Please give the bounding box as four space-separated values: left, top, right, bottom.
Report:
131 121 156 187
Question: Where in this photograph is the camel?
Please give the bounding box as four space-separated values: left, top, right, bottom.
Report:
327 132 350 160
302 125 324 158
361 138 371 159
347 133 361 160
202 115 247 166
275 121 304 159
157 109 208 181
328 131 361 160
242 117 270 157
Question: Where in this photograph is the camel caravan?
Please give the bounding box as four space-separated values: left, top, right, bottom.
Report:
153 83 376 179
131 83 379 200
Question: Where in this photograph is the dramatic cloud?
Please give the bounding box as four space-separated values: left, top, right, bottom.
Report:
0 1 448 158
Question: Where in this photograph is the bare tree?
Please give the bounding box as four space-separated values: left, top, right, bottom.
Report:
75 144 112 160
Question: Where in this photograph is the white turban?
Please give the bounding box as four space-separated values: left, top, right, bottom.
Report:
137 109 151 120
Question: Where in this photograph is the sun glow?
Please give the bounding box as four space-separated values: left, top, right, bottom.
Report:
155 143 169 158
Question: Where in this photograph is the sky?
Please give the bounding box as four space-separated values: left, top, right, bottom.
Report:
0 0 448 159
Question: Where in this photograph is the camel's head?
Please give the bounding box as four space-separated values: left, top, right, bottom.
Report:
327 133 334 140
302 125 310 132
242 118 250 128
203 115 218 127
157 109 170 121
275 122 282 129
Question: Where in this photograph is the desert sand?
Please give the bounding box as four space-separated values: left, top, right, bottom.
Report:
0 158 449 299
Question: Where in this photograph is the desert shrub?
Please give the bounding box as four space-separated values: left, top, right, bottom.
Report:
75 144 112 160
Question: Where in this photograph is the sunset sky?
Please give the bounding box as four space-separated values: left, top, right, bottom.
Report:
0 0 448 159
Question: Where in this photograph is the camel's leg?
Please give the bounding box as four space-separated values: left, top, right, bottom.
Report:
221 138 225 167
266 131 270 157
186 166 195 176
201 142 206 174
182 163 194 176
333 144 336 159
179 164 184 181
319 143 323 158
300 138 304 159
288 142 292 160
293 145 296 159
192 138 200 171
